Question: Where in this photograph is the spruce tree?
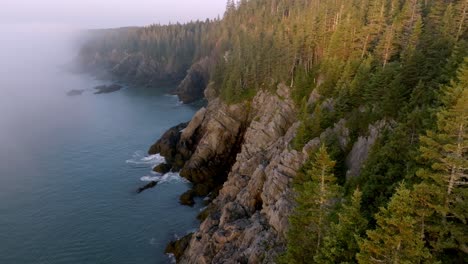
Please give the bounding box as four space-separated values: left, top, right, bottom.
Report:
281 145 341 263
415 60 468 256
357 185 432 264
315 188 368 264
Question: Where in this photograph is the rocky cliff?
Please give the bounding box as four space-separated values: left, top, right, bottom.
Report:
147 82 388 263
78 48 212 103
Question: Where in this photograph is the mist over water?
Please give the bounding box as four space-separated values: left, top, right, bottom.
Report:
0 25 201 263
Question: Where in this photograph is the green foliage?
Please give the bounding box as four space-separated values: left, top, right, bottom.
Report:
81 1 468 262
281 145 341 263
355 126 418 219
315 189 368 264
357 185 433 264
80 20 221 82
414 61 468 259
292 100 323 150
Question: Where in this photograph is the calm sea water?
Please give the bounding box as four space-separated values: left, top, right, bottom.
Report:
0 26 201 263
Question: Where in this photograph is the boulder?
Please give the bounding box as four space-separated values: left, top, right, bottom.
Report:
180 190 196 206
152 163 171 174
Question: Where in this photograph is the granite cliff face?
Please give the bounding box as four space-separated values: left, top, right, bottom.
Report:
142 75 390 262
180 84 301 263
173 57 214 103
147 82 387 263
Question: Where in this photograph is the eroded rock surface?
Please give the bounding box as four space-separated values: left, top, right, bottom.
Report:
173 57 213 104
345 120 390 179
180 84 308 263
155 84 384 263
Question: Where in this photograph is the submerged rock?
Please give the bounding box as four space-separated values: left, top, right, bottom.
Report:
94 84 122 94
165 233 193 263
152 163 171 174
179 190 196 206
66 89 85 96
136 181 158 193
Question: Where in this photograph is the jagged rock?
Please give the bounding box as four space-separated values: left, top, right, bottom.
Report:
136 181 158 193
148 122 188 170
180 190 196 206
162 83 382 263
179 84 303 263
152 163 171 174
319 118 350 151
165 233 193 263
181 108 207 142
178 98 250 192
345 120 390 179
204 82 218 102
173 57 213 103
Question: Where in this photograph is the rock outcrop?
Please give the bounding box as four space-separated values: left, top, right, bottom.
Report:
78 47 214 103
78 49 186 85
178 84 306 263
173 57 213 104
136 181 158 194
149 96 250 198
345 120 391 179
150 84 386 263
149 122 189 171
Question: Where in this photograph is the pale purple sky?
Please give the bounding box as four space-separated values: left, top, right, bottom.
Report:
1 0 227 29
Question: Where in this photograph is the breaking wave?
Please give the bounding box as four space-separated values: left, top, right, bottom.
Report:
140 172 188 184
125 151 166 167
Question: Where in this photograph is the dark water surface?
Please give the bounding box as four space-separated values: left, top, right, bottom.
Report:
0 26 200 264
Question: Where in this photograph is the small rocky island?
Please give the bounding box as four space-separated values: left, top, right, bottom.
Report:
94 84 122 94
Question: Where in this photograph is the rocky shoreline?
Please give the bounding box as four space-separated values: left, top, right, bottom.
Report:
148 82 389 263
78 46 386 264
77 49 212 103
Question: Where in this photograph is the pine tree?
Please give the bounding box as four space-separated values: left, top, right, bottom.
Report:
315 188 368 264
357 185 432 264
281 145 341 263
415 60 468 255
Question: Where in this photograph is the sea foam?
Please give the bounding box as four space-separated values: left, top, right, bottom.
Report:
140 172 188 184
126 151 166 166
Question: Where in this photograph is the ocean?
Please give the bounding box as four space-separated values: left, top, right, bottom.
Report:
0 25 200 264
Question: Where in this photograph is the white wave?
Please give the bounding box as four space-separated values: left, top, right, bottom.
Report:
167 253 176 264
140 172 188 184
126 151 166 166
140 176 160 182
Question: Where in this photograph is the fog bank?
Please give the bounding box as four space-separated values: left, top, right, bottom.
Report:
1 0 226 29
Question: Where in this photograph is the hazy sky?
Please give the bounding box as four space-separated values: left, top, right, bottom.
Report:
1 0 226 29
